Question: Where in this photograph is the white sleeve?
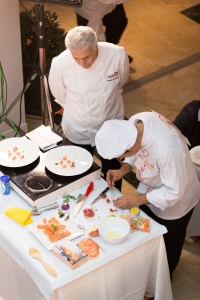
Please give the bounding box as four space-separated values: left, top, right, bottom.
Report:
119 47 129 89
124 155 137 168
48 58 66 108
146 150 189 210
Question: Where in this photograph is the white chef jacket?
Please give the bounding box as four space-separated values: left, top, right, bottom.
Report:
49 42 129 146
73 0 129 41
124 112 200 220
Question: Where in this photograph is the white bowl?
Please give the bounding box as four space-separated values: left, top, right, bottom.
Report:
98 217 130 244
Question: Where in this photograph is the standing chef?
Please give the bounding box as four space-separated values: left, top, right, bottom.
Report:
95 111 200 279
48 26 129 190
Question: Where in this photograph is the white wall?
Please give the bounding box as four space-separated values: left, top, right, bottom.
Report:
0 0 28 138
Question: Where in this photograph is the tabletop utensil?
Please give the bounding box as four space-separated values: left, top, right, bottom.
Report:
73 182 94 216
31 202 59 215
29 248 57 277
90 186 110 205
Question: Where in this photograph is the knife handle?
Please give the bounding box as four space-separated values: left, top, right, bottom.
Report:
84 182 94 197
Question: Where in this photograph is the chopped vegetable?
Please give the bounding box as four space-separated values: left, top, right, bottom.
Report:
51 224 58 232
61 203 70 211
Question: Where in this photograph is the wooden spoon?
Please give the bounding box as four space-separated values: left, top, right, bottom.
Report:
29 248 57 277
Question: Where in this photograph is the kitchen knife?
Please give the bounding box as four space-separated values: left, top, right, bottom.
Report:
90 186 110 205
73 182 94 216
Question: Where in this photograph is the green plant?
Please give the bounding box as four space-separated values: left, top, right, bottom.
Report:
20 7 67 66
0 63 20 138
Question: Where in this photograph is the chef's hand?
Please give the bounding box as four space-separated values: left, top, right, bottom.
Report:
106 169 123 188
113 194 149 210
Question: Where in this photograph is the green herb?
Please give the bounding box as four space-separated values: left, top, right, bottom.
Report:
51 224 58 232
62 194 77 203
58 209 64 216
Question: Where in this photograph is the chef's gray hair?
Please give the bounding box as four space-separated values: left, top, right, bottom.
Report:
65 26 97 51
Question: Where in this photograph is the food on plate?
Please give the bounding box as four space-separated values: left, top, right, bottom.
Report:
37 216 71 242
83 208 94 218
101 193 107 198
55 156 75 169
106 198 110 203
7 147 25 160
88 225 99 237
77 238 100 258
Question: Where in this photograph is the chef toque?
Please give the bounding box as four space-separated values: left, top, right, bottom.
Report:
95 119 138 159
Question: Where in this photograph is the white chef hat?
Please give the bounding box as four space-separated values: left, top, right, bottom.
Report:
95 119 138 159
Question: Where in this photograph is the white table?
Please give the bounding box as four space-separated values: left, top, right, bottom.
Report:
0 178 173 300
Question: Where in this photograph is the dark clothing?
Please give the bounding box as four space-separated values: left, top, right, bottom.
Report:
173 100 200 150
140 204 194 279
70 141 122 191
76 4 128 45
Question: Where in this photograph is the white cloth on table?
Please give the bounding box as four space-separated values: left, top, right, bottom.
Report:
124 112 200 220
0 179 172 300
48 42 129 146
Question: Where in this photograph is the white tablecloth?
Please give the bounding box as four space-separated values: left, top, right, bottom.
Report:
0 178 173 300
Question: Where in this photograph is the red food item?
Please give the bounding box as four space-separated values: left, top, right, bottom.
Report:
106 198 111 203
88 225 99 237
101 193 107 198
83 208 94 218
110 208 115 212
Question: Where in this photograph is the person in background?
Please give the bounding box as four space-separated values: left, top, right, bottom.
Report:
48 26 129 190
95 111 200 279
73 0 133 63
173 100 200 150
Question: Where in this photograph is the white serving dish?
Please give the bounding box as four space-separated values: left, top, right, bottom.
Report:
98 217 130 244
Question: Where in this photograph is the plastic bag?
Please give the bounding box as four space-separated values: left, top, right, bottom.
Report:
126 213 150 232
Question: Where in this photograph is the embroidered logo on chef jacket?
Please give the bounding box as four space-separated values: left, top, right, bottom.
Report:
107 71 119 81
135 149 150 181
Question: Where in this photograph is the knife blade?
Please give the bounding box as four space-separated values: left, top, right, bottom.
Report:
90 186 110 205
73 182 94 216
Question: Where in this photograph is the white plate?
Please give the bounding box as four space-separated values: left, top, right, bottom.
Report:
190 146 200 165
27 212 84 250
44 146 93 176
0 138 39 167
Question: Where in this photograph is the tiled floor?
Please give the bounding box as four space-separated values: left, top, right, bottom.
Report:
22 0 200 299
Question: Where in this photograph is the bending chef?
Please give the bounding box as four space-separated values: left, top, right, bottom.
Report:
95 111 200 279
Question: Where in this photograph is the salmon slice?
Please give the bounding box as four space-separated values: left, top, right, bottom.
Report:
44 228 54 236
49 230 71 242
37 224 47 229
48 217 60 225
